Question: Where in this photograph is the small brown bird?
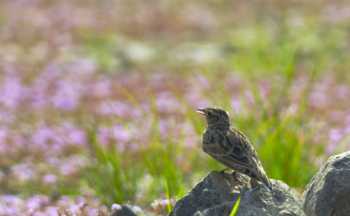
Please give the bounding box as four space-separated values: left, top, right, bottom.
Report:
197 107 272 189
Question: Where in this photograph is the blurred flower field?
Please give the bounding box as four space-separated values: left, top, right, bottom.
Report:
0 0 350 215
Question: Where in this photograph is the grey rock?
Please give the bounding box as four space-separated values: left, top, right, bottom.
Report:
303 151 350 216
169 171 304 216
110 204 142 216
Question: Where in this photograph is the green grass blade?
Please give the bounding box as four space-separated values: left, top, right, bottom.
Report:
229 196 241 216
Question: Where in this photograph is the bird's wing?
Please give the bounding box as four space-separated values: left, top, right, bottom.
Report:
226 128 268 176
203 129 254 171
205 128 271 188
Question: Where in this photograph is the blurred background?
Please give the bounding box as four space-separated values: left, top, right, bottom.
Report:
0 0 350 215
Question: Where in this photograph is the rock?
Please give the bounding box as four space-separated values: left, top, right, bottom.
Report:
303 151 350 216
169 171 304 216
111 204 142 216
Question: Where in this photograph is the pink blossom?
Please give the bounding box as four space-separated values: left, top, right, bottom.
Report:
0 75 24 108
31 126 64 151
26 195 49 211
156 92 181 112
112 125 131 143
92 79 111 97
43 174 57 184
231 98 242 113
327 128 344 153
97 127 111 146
52 80 83 111
97 101 131 117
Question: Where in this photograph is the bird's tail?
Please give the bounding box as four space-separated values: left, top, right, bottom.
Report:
255 167 272 190
261 175 273 190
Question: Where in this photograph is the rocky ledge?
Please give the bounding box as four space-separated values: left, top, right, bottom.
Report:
112 151 350 216
303 151 350 216
169 171 304 216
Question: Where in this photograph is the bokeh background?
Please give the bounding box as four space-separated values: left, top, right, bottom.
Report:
0 0 350 215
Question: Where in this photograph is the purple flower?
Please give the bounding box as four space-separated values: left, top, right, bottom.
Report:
244 90 255 106
52 80 83 111
345 125 350 135
97 101 130 117
327 128 343 153
68 129 86 146
0 128 8 153
30 66 61 109
11 163 36 182
335 85 349 100
182 122 198 148
42 174 57 184
329 129 343 143
68 203 82 214
193 74 210 89
156 92 181 112
86 208 100 216
0 110 15 124
112 125 131 143
31 126 63 151
0 75 24 109
67 58 96 75
158 119 171 138
231 98 242 113
151 198 175 210
0 195 22 215
32 212 49 216
43 207 59 216
185 90 209 107
309 85 328 108
26 195 49 211
60 123 86 146
91 79 112 97
30 82 49 109
58 156 87 176
1 194 22 206
97 127 111 146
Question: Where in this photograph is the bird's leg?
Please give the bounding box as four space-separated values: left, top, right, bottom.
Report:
221 169 240 184
250 178 259 188
231 171 239 181
220 168 238 183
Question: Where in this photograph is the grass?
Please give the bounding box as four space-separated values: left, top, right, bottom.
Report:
57 19 347 207
229 196 241 216
81 43 328 204
85 121 187 205
84 70 322 205
80 29 340 206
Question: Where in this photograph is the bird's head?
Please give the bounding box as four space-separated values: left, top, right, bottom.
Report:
196 107 230 129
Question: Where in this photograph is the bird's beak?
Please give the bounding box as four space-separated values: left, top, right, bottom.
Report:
196 108 206 115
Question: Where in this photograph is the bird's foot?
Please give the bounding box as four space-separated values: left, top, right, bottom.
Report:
250 178 259 189
220 168 238 180
231 171 240 182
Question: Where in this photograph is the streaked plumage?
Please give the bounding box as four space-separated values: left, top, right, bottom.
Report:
197 107 272 189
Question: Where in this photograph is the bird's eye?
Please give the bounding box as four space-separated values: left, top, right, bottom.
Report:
207 111 213 116
208 111 219 120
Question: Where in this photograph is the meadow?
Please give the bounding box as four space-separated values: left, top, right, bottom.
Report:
0 0 350 215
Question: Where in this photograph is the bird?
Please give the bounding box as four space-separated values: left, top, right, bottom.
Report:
197 107 272 189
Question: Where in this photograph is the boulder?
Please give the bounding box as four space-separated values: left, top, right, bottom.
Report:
303 151 350 216
111 204 143 216
169 171 304 216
